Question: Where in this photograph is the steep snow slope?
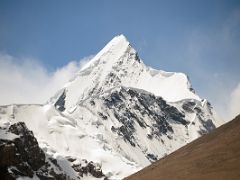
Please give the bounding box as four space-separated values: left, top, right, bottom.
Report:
0 35 224 179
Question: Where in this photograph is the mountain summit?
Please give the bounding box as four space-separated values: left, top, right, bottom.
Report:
52 34 200 111
0 35 224 179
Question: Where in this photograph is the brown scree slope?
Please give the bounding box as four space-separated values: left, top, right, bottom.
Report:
125 115 240 180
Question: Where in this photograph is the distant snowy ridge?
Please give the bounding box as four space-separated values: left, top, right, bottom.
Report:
0 35 224 179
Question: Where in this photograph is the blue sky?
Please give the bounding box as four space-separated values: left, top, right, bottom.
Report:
0 0 240 119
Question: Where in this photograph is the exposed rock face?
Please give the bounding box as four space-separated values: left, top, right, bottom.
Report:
104 87 187 146
0 122 107 180
9 122 46 170
54 90 66 112
0 122 45 179
70 159 108 179
101 87 215 146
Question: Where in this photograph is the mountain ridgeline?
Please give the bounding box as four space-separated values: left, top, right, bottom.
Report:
0 35 224 179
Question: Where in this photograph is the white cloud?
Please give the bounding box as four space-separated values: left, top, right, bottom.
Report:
229 83 240 119
183 8 240 121
0 53 92 105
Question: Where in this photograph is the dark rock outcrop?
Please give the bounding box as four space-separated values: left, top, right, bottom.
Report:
54 90 66 111
0 122 45 179
104 87 188 146
0 122 107 180
71 160 108 179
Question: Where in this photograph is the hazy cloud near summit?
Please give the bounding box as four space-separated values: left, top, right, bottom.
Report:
182 8 240 121
0 53 92 105
229 83 240 119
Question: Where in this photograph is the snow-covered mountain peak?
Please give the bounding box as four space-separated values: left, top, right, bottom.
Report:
80 34 131 71
0 35 224 180
53 35 200 111
110 34 129 45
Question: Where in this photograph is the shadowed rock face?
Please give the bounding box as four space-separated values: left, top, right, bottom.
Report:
104 87 193 147
104 87 188 146
8 122 46 170
86 86 218 165
54 90 66 112
125 115 240 180
0 122 45 179
71 160 108 179
0 122 108 180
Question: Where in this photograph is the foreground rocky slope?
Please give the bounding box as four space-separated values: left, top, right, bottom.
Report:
0 35 224 179
126 115 240 180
